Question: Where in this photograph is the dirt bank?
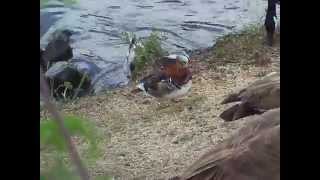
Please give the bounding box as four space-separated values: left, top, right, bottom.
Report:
41 26 280 179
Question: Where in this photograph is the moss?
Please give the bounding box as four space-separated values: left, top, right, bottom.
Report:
208 25 279 67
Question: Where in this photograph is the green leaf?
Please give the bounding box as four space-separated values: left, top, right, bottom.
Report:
94 175 114 180
130 31 167 78
40 120 65 151
41 160 80 180
40 175 46 180
40 115 103 163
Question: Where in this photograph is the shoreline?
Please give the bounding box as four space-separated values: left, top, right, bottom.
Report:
41 25 280 179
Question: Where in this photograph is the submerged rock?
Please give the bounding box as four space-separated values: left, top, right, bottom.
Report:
45 61 77 81
41 27 132 95
91 63 130 94
71 58 100 75
45 61 91 98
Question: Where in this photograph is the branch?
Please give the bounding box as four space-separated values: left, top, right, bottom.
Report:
40 67 90 180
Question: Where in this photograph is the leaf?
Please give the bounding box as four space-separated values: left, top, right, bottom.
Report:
131 31 167 78
40 175 46 180
40 115 103 162
41 160 80 180
94 175 114 180
40 120 65 151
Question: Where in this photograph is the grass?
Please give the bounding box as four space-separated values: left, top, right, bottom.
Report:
130 32 167 79
40 115 105 179
156 95 208 114
206 24 279 68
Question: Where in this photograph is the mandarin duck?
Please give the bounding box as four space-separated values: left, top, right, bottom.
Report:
132 54 192 101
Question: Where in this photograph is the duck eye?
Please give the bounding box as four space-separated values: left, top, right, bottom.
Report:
181 60 187 65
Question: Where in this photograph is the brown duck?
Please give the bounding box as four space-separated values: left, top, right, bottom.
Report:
220 72 280 121
132 54 192 100
171 108 280 180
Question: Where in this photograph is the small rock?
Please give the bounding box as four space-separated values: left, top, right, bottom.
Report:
124 163 130 167
168 129 176 136
142 100 151 104
172 139 179 144
172 134 192 144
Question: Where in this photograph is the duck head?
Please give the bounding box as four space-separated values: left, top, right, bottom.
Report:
163 54 190 70
177 54 189 67
178 53 190 63
126 35 142 73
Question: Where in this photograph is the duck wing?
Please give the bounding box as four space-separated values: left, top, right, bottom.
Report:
176 109 280 180
221 72 279 104
220 73 279 121
140 72 169 91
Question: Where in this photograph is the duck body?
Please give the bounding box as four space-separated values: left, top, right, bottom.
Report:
137 75 192 99
134 54 192 99
171 108 280 180
220 72 280 121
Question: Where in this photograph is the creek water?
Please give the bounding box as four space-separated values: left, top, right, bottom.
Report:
40 0 270 93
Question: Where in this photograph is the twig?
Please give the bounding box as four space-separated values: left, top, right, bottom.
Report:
40 67 90 180
63 86 69 100
72 73 88 100
50 79 54 98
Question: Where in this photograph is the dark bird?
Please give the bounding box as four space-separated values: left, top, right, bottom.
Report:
126 36 138 73
219 72 280 121
41 29 73 70
40 48 46 71
132 54 192 100
171 108 280 180
265 0 280 46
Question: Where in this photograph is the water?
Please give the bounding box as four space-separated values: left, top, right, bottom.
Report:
40 0 270 93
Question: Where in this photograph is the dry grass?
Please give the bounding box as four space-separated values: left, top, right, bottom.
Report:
41 26 280 179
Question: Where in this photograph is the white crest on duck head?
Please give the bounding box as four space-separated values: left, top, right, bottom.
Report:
177 54 189 64
166 52 189 64
166 54 178 59
129 35 137 50
126 35 138 63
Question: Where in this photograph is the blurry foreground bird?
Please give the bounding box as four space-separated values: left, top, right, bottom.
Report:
220 72 280 121
171 108 280 180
